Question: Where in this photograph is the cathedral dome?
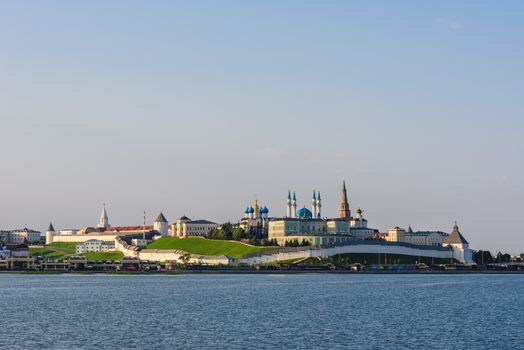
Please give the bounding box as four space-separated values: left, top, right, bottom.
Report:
244 207 250 214
248 207 255 214
261 206 269 214
296 207 312 219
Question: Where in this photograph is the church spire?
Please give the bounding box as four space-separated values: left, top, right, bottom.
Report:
339 180 351 220
97 203 109 228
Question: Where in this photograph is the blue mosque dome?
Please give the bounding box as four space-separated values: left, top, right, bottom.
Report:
296 207 313 219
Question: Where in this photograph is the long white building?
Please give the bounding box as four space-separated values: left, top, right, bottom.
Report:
386 226 449 246
1 228 42 245
169 216 218 238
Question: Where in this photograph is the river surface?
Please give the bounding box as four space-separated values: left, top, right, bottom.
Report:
0 274 522 349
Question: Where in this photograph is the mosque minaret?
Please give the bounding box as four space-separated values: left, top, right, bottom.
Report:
312 191 317 218
291 191 297 218
316 191 322 218
311 191 322 219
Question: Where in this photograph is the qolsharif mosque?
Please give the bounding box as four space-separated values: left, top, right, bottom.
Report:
268 181 374 246
286 190 322 219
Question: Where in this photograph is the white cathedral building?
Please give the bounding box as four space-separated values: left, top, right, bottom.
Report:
239 199 270 233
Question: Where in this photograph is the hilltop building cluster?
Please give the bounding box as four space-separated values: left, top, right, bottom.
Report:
268 181 374 246
44 207 218 246
239 199 270 235
1 178 474 264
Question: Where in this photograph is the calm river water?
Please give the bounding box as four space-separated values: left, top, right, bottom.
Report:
0 273 522 349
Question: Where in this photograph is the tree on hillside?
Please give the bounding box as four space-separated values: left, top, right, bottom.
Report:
207 228 224 240
473 250 494 264
284 239 300 247
261 238 279 247
179 253 191 266
221 222 234 240
495 252 511 263
207 223 247 242
232 227 246 241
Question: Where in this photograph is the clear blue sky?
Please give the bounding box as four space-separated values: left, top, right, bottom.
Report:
1 1 522 253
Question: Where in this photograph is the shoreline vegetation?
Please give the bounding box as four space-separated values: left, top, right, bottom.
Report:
1 270 524 275
17 238 523 275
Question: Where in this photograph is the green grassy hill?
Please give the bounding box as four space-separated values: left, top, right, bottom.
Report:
29 247 68 261
49 242 78 254
30 242 79 260
81 251 124 261
146 237 279 259
30 243 123 261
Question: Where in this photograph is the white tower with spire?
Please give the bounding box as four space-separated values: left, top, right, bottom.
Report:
154 212 169 237
97 204 109 228
45 222 55 245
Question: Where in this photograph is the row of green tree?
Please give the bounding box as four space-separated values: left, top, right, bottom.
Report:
472 250 515 264
206 222 279 246
284 239 311 247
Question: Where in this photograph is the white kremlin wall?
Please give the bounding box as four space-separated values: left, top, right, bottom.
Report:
139 249 231 265
134 242 466 265
239 243 462 265
48 234 118 244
